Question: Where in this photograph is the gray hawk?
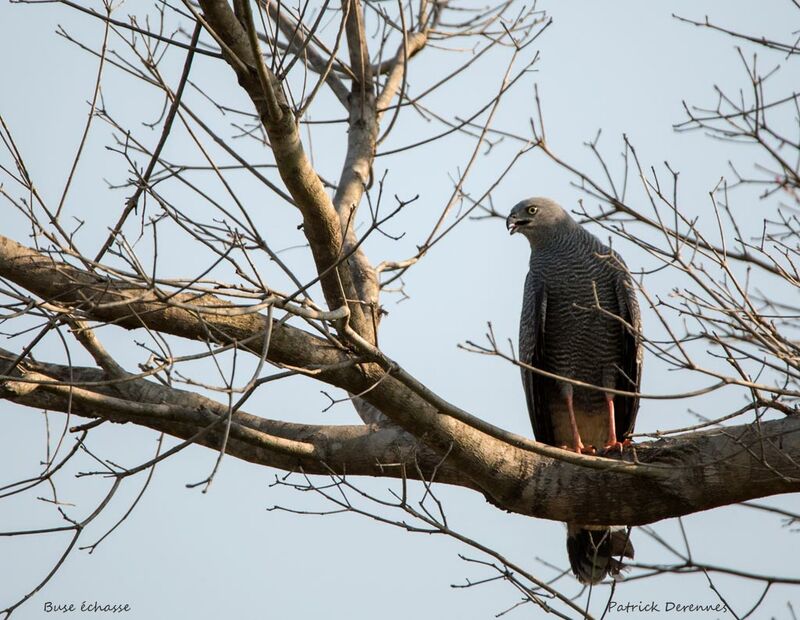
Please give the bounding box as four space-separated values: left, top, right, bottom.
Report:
507 197 643 584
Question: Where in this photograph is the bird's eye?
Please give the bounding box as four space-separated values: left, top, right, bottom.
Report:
527 206 538 215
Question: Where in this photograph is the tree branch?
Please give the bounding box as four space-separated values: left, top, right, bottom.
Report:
2 235 799 526
198 0 373 337
0 347 474 486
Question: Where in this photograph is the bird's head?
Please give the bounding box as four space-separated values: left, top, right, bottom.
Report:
506 197 573 242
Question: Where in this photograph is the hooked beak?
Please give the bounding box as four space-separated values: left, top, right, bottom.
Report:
506 214 525 234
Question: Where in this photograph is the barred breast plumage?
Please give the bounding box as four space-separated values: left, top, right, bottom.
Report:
508 197 642 585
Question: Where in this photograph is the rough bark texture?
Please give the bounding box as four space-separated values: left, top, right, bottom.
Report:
0 347 474 486
2 234 798 526
198 0 374 339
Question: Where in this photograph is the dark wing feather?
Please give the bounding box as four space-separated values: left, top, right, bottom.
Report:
613 269 643 439
520 279 555 445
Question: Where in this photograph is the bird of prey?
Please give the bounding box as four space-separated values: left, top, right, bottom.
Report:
507 197 643 584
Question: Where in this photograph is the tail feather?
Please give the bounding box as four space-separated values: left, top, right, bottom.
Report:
566 525 634 584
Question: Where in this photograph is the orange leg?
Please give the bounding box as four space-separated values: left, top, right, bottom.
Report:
602 395 629 453
566 393 595 454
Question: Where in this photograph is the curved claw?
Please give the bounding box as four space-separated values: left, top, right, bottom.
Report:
602 440 625 454
601 438 633 455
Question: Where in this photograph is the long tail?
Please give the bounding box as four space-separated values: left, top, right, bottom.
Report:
566 525 634 584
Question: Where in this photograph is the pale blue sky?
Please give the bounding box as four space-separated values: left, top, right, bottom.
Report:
1 1 798 619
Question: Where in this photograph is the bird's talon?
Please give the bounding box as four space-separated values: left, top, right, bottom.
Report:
511 197 642 585
602 438 634 455
602 441 624 454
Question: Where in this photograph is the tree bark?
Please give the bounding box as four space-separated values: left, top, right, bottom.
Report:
2 235 798 527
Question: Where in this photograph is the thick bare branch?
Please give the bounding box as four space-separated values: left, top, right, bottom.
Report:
2 235 799 526
197 0 373 337
0 347 473 487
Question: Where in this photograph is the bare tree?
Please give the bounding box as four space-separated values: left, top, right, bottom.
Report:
1 1 798 618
